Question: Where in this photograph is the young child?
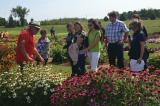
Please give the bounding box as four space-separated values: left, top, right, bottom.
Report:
37 29 50 65
68 34 86 76
129 21 148 72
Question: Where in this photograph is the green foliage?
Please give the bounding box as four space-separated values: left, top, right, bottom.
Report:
50 41 67 64
149 13 156 20
0 64 69 106
99 49 108 64
0 17 6 26
5 15 16 28
148 52 160 72
103 16 108 21
119 12 127 21
119 8 160 20
41 18 88 25
11 5 29 26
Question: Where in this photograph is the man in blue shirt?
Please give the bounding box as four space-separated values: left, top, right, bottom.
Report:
105 11 129 68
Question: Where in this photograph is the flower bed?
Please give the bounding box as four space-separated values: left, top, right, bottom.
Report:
0 65 69 106
51 66 160 106
0 43 16 71
148 52 160 72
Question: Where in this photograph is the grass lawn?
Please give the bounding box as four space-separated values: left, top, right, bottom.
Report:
147 43 160 48
51 64 71 74
0 19 160 37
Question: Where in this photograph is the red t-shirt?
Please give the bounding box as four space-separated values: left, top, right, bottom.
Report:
16 29 36 63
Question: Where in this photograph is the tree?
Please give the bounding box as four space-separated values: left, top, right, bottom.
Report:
11 6 29 26
103 16 108 21
6 15 15 27
119 9 160 20
0 17 6 26
148 9 156 20
154 9 160 18
119 12 127 21
149 13 156 20
127 11 134 19
139 9 148 20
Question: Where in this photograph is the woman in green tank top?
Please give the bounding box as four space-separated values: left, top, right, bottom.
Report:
83 19 101 71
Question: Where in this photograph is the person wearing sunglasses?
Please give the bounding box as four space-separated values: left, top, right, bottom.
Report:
83 19 101 71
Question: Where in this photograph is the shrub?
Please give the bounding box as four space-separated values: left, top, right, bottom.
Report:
50 41 67 64
99 49 108 64
148 53 160 72
0 17 6 26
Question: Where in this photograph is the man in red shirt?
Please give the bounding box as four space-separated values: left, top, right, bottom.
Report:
16 21 44 70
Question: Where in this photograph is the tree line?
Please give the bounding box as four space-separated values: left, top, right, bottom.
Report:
0 7 160 27
41 18 88 25
119 8 160 21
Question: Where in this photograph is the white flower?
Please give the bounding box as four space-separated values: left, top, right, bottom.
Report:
4 71 8 74
50 88 54 93
131 76 134 80
43 91 48 95
18 79 22 83
27 85 32 88
26 96 32 103
44 87 48 91
12 93 17 98
15 86 21 90
59 82 62 85
8 96 11 99
2 81 7 85
2 90 6 93
23 82 27 86
31 92 35 95
34 82 38 87
37 84 43 88
24 92 28 96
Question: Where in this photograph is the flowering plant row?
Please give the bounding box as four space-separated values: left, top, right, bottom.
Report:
0 64 69 106
51 65 160 106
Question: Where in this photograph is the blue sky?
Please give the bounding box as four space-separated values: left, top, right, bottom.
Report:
0 0 159 21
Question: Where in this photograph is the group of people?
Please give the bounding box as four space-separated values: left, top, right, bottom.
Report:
64 20 103 76
15 11 149 76
64 11 149 76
